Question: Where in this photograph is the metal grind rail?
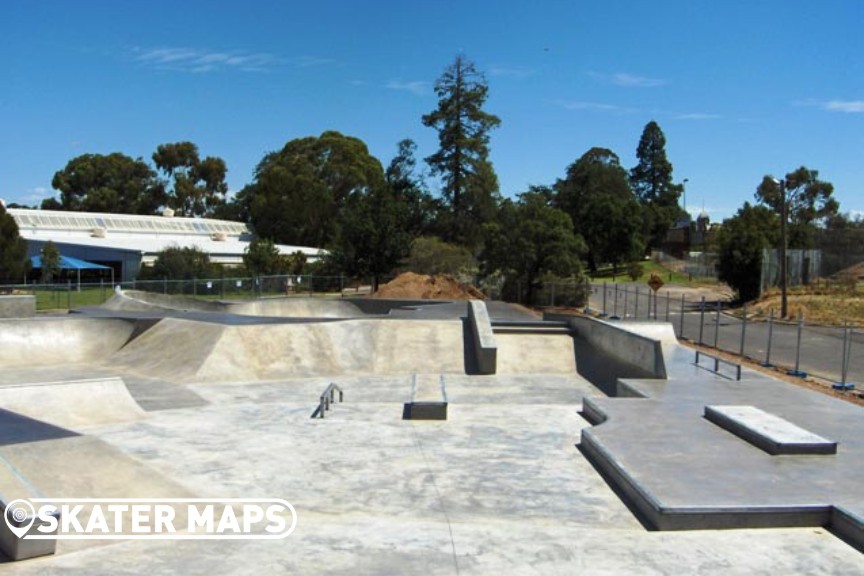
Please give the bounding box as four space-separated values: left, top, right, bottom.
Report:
695 350 742 381
313 383 344 419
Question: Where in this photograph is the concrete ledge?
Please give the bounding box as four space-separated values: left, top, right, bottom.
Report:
705 405 838 455
545 314 666 379
468 300 497 374
0 295 35 318
580 428 834 532
0 501 60 561
0 462 60 561
403 374 448 420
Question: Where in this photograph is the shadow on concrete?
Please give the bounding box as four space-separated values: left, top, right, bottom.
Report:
0 408 79 446
576 442 654 531
572 336 655 396
462 318 480 375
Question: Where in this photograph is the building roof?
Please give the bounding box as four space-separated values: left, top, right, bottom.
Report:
8 208 324 262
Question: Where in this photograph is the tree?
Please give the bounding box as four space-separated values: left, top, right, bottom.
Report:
144 246 214 281
40 241 61 284
0 202 29 284
153 142 229 217
481 190 586 304
245 131 386 248
716 202 780 302
400 236 476 277
422 55 501 248
555 148 644 273
243 238 284 277
49 153 165 214
386 139 438 238
329 186 412 291
629 121 685 250
755 167 839 249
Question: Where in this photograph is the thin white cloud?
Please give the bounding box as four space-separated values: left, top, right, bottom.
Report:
488 65 534 79
558 100 638 114
386 80 429 96
294 55 335 68
134 47 277 73
824 100 864 113
589 71 666 87
674 112 722 120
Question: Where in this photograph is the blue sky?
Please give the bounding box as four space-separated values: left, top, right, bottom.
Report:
2 0 862 221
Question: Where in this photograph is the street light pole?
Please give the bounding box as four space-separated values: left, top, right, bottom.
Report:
775 178 788 319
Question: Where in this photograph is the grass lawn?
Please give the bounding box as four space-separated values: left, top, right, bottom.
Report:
590 259 718 286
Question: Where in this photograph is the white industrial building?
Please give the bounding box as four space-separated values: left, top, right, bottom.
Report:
7 207 323 283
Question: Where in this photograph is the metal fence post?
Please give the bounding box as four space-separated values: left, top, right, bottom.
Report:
739 302 748 357
67 281 71 309
789 311 806 377
601 282 607 316
698 296 706 345
714 300 721 348
763 309 775 367
835 324 852 390
623 285 629 317
613 283 619 318
634 286 640 318
665 291 671 323
653 290 658 320
163 277 168 294
679 294 686 338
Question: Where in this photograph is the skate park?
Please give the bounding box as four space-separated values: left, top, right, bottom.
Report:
0 291 863 574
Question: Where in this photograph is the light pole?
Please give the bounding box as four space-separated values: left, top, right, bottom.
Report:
771 177 788 318
682 178 689 215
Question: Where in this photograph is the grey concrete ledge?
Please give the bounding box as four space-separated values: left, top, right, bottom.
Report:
705 405 838 455
0 295 35 318
468 300 497 375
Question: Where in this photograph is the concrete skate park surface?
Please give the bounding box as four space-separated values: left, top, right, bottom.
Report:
0 293 862 572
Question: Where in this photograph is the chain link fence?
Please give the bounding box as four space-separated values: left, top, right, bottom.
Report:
589 282 862 388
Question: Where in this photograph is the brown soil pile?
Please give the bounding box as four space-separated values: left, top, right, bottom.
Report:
373 272 486 300
833 261 864 280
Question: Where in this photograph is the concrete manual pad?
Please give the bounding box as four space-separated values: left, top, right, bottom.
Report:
705 405 837 455
580 376 864 548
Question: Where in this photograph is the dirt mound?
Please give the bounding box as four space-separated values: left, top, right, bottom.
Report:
832 262 864 280
373 272 486 300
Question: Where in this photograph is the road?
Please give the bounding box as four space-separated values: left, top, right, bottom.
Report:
588 283 864 386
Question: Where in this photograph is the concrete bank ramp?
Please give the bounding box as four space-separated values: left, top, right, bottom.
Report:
0 378 145 430
102 290 225 312
0 317 136 367
105 290 365 318
495 334 577 374
225 297 363 318
0 434 196 553
110 317 466 382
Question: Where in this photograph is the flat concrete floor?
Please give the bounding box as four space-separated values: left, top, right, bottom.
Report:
1 373 861 574
0 299 862 573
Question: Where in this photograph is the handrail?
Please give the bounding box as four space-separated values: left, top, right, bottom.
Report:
314 383 344 419
695 350 742 381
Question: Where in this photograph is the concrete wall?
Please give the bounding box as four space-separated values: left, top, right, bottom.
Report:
544 313 666 379
467 300 497 374
0 295 35 318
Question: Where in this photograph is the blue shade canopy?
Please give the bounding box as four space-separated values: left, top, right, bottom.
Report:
30 255 111 270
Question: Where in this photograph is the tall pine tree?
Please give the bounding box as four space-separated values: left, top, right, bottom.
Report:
630 121 685 250
422 55 501 250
